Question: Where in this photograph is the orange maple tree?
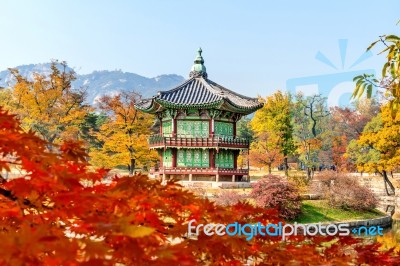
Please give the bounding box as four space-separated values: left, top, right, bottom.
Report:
0 107 400 265
249 132 284 174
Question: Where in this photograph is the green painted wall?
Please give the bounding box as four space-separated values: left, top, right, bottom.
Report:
214 121 233 136
177 149 209 167
162 121 172 136
215 150 234 168
163 149 172 167
177 120 209 137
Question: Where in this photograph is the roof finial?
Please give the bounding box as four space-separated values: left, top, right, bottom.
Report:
189 47 207 78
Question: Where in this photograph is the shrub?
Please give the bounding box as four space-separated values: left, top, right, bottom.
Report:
213 190 246 206
288 172 309 193
250 175 302 220
312 171 378 211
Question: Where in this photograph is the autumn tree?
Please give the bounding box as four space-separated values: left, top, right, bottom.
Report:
293 94 330 179
89 91 158 175
1 107 400 265
249 131 284 174
331 99 380 140
353 30 400 116
251 91 295 175
0 61 90 147
346 104 400 195
329 99 380 171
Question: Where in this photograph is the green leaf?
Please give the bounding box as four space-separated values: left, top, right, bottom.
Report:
385 35 400 42
352 77 369 99
356 78 364 88
366 84 373 98
367 40 380 51
382 62 390 77
358 83 366 98
391 62 396 78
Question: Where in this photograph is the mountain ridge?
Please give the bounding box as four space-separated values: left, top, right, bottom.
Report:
0 63 185 104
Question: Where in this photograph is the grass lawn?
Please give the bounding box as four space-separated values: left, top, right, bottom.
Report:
294 200 385 223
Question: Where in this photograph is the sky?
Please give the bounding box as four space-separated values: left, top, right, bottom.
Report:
0 0 399 99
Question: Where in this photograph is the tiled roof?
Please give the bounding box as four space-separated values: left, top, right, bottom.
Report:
159 78 221 105
135 76 263 114
135 49 263 115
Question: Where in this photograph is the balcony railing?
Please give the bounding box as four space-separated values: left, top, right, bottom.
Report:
148 134 250 149
150 167 249 175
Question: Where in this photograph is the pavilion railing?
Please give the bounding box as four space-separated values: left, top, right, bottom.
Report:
156 167 249 175
148 134 250 148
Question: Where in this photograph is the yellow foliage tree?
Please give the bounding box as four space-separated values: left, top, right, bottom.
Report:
0 61 90 147
346 104 400 195
89 91 158 175
251 91 294 175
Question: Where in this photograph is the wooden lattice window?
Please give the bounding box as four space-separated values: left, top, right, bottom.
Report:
215 150 234 168
177 149 209 167
214 122 233 137
177 120 209 137
162 121 172 137
163 149 172 167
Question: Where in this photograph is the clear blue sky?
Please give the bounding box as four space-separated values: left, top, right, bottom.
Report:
0 0 399 98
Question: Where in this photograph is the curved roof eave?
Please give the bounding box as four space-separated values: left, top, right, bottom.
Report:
154 98 224 110
135 98 160 113
220 99 264 115
222 96 264 112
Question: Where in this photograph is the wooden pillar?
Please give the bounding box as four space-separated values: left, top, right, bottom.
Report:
233 121 237 137
247 149 250 172
160 150 163 166
233 151 238 169
172 149 177 167
189 174 192 181
172 118 177 137
232 175 235 182
210 150 215 168
160 118 163 134
216 174 219 182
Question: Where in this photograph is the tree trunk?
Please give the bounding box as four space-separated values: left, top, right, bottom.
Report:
284 157 289 177
268 163 272 174
129 158 136 177
306 167 312 180
382 170 395 196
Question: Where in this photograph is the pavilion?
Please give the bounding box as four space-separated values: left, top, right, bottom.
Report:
135 48 263 187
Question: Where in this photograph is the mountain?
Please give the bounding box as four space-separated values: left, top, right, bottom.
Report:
75 70 184 104
0 63 185 104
